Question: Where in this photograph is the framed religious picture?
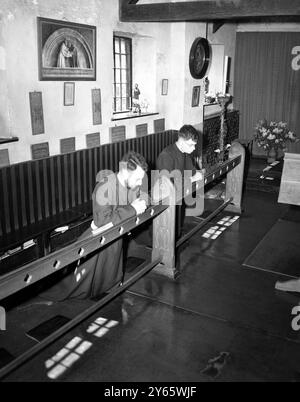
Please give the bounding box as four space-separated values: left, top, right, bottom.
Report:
192 86 201 107
161 79 168 96
37 17 96 81
64 82 75 106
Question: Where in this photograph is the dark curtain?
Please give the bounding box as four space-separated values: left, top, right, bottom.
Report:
234 32 300 155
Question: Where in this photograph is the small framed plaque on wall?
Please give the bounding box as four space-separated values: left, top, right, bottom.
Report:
92 88 102 125
64 82 75 106
29 91 45 135
31 142 50 160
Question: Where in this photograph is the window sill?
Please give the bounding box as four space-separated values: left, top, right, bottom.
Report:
0 137 19 145
112 112 159 121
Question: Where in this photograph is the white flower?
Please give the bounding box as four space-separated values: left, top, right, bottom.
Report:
267 134 276 140
278 122 287 128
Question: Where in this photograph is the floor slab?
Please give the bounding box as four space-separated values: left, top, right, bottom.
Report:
4 293 300 382
243 219 300 277
128 254 300 342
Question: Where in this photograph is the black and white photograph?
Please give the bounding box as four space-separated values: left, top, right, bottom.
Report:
0 0 300 386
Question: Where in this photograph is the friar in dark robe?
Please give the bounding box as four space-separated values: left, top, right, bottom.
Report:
42 151 148 300
156 124 204 239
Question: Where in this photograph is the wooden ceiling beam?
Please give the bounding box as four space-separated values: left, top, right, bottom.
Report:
120 0 300 23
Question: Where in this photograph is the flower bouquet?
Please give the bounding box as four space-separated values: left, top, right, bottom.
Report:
254 119 298 162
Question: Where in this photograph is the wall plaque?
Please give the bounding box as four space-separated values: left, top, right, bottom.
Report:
110 126 126 143
136 123 148 138
60 137 76 154
154 118 165 133
29 91 45 135
31 142 49 160
86 132 100 148
0 149 10 167
92 88 102 125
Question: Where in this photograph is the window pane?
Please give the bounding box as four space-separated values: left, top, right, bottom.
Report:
115 69 121 83
116 84 121 97
114 54 120 68
116 98 121 112
114 38 120 54
113 36 132 113
121 55 127 68
121 69 127 83
122 84 128 97
120 39 126 54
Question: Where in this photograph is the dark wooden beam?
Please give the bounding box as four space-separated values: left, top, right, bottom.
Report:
120 0 300 22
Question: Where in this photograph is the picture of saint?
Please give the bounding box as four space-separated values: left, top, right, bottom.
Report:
57 39 79 68
38 18 96 80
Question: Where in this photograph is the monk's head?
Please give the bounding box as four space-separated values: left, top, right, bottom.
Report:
177 125 199 154
120 151 148 190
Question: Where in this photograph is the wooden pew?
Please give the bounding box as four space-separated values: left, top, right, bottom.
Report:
152 141 245 279
0 144 244 300
0 129 178 272
0 110 239 280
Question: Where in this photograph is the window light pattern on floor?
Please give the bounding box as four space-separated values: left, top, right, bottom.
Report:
46 336 92 380
45 317 119 380
202 215 240 240
86 317 119 338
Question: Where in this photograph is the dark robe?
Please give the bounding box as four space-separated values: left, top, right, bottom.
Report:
156 143 196 175
42 172 137 300
156 143 196 238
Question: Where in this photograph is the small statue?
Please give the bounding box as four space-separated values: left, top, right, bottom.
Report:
132 83 141 114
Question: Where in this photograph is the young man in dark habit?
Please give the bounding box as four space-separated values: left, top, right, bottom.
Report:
156 124 204 239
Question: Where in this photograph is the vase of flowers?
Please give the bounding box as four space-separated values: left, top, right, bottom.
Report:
254 119 298 163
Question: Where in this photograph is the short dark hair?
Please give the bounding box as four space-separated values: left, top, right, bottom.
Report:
178 125 199 142
121 151 148 172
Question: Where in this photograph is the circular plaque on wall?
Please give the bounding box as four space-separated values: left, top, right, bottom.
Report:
189 37 210 79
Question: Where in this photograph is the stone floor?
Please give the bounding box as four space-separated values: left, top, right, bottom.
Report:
1 158 300 382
